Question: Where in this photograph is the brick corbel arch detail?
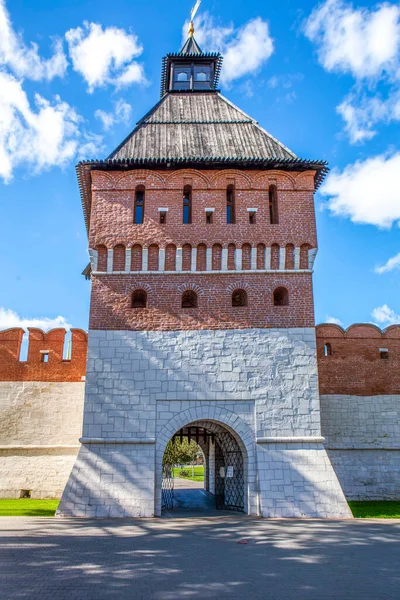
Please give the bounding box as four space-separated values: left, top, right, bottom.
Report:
155 405 257 516
124 282 153 295
177 283 205 296
226 281 251 294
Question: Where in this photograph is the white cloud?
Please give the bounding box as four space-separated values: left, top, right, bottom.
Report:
65 22 146 92
0 0 67 80
319 152 400 228
304 1 400 140
304 0 400 79
95 99 132 130
337 89 400 143
375 252 400 274
0 307 71 331
221 18 274 85
0 71 102 182
326 316 343 326
183 14 274 85
371 304 400 326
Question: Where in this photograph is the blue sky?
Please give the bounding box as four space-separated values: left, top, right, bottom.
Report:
1 0 399 332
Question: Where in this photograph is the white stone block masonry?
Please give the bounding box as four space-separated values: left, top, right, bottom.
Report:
57 328 351 518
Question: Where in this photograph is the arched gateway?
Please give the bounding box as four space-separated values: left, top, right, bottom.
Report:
57 15 351 519
156 406 257 516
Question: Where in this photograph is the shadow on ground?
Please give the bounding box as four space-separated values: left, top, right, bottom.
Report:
1 517 400 599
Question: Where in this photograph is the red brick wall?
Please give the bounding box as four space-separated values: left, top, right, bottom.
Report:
89 168 318 249
316 324 400 395
89 273 315 330
88 167 317 330
0 328 87 382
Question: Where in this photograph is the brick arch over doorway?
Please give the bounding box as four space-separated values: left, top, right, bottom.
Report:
155 406 257 516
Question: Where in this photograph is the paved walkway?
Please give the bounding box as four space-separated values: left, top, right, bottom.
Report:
1 517 400 599
164 478 225 517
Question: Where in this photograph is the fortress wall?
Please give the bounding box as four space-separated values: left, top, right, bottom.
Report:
316 324 400 396
0 328 86 498
0 381 85 498
0 324 400 500
321 394 400 499
0 328 88 382
317 325 400 499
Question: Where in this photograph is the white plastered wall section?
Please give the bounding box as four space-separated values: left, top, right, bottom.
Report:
321 394 400 500
0 382 84 498
57 328 351 518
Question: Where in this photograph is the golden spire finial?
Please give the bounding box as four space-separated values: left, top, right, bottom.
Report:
188 0 201 37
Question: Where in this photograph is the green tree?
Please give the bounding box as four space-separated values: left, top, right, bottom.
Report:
163 438 199 466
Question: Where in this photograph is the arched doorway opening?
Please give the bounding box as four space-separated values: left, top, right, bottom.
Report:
161 420 246 515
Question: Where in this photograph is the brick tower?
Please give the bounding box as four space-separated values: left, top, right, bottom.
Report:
58 25 351 518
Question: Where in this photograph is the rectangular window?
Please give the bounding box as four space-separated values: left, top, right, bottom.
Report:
269 185 279 224
134 188 145 224
159 211 167 224
227 185 235 224
249 212 256 224
41 352 49 363
206 211 213 224
183 186 192 224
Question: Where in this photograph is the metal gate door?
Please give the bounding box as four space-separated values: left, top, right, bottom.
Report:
214 431 244 512
161 463 174 511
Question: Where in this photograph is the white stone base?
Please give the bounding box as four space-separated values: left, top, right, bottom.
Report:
0 448 78 499
56 443 155 518
257 441 352 518
57 327 351 518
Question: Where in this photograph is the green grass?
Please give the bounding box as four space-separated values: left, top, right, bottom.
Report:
0 499 60 517
172 466 204 481
349 501 400 518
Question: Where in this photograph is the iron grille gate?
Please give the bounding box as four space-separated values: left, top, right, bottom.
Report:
161 463 174 511
214 431 245 512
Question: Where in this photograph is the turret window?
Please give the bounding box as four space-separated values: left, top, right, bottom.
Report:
324 343 332 357
232 289 248 307
172 64 213 91
134 186 145 225
132 290 147 308
227 185 235 224
183 186 192 224
273 287 289 306
269 185 279 225
182 290 198 309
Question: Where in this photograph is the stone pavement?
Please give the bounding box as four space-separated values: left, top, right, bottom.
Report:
164 477 224 517
1 517 400 600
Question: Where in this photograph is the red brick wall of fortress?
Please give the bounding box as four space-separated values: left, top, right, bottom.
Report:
0 328 87 382
1 325 400 393
316 324 400 395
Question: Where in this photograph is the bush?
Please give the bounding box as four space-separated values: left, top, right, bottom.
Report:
179 470 190 477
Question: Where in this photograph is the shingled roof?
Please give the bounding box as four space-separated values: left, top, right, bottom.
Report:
108 92 298 162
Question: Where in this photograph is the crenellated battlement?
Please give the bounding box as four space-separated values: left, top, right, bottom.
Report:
317 323 400 396
0 328 87 382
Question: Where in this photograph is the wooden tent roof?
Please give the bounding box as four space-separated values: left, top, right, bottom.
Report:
107 92 298 162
